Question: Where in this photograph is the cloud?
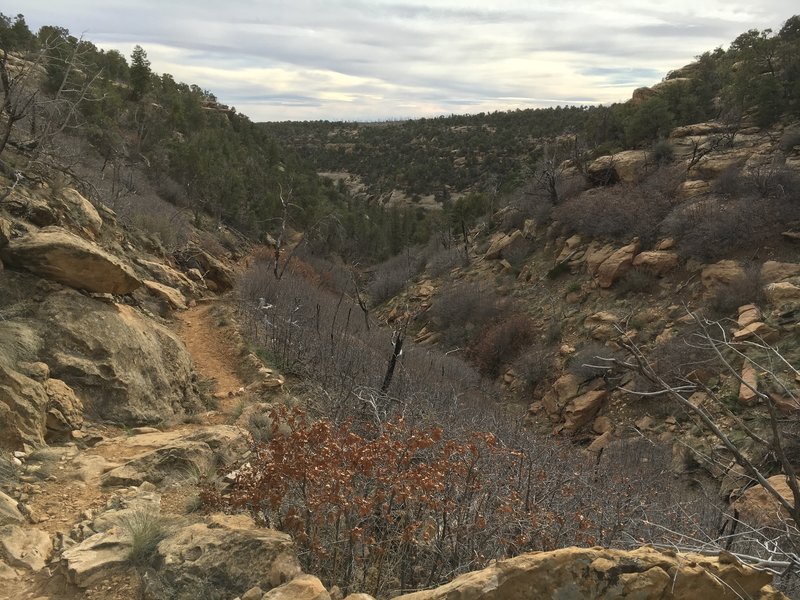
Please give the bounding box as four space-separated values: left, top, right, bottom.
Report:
17 0 796 121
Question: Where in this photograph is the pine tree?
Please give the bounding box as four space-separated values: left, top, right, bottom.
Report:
129 44 151 100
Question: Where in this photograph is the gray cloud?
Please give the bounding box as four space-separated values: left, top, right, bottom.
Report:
16 0 795 121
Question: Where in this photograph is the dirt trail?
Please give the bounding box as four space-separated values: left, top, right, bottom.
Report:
4 297 247 600
176 301 245 397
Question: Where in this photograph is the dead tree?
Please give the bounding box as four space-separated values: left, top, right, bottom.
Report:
595 311 800 575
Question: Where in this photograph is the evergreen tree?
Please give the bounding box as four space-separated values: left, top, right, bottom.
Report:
129 44 151 100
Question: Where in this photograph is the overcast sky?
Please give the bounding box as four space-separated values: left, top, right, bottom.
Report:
15 1 794 122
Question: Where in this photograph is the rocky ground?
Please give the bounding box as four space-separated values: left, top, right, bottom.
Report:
0 148 796 598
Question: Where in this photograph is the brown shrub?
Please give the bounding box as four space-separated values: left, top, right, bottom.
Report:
428 282 500 348
469 314 536 378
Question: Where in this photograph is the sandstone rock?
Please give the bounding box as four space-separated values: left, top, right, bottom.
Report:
43 378 83 442
143 279 187 310
632 251 679 276
733 475 795 529
760 261 800 283
592 416 613 435
181 246 235 291
0 491 23 526
243 586 265 600
564 390 608 433
1 227 142 294
737 304 761 329
655 238 675 251
541 374 580 416
5 190 59 226
0 525 52 571
765 282 800 306
262 575 330 600
59 189 103 238
156 514 301 596
739 363 759 405
391 546 782 600
689 148 751 179
484 230 525 261
34 289 202 424
584 242 615 276
136 258 196 296
678 179 710 198
0 216 11 248
733 322 778 343
587 431 612 453
344 595 377 600
701 260 744 292
555 234 581 264
587 151 648 185
595 240 640 288
61 528 130 587
0 363 49 449
101 426 247 487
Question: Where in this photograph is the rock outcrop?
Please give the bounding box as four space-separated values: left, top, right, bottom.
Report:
155 514 302 597
101 426 247 486
33 289 202 425
392 546 785 600
1 226 142 294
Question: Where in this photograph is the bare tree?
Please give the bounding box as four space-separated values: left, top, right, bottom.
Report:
597 311 800 576
0 32 102 197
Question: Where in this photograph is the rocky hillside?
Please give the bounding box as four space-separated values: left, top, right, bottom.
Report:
1 11 799 600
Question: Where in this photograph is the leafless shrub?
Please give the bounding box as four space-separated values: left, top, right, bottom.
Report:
616 266 660 296
469 314 536 378
707 263 764 318
567 342 622 381
428 282 500 348
713 165 745 197
554 183 674 247
367 250 427 306
512 345 556 394
426 245 465 277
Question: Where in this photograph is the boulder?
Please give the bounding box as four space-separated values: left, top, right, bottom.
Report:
484 230 525 261
391 546 782 600
761 261 800 284
739 363 759 405
156 514 302 596
587 151 648 185
58 189 103 239
181 246 235 291
0 525 52 571
632 251 679 276
701 260 744 292
595 240 640 288
678 179 710 199
765 282 800 306
34 289 202 425
733 322 778 344
0 491 23 526
584 242 615 277
142 279 187 311
0 216 11 248
44 378 84 442
541 374 580 416
733 475 795 529
136 258 197 296
101 426 247 487
1 226 142 294
737 304 761 329
61 528 130 587
0 363 49 449
262 575 330 600
555 234 581 264
563 390 608 433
